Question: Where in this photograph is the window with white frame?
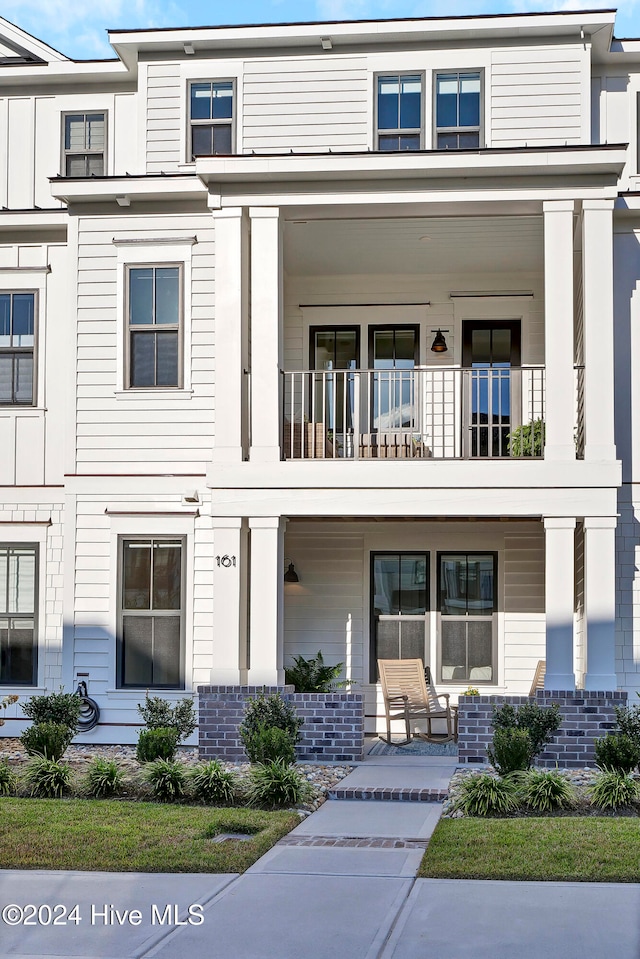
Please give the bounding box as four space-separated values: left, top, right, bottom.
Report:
63 113 106 176
189 81 234 158
118 538 184 688
127 266 182 389
0 544 38 685
376 75 422 151
435 72 481 149
438 552 496 683
0 292 35 405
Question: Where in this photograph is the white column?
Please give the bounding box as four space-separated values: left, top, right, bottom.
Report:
543 200 576 461
583 516 618 690
248 516 285 685
544 517 576 690
210 208 248 464
582 199 616 462
250 207 282 463
210 518 247 684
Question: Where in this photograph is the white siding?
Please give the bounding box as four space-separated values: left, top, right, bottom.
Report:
146 63 182 172
503 532 545 692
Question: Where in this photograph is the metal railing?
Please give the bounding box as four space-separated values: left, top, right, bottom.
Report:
282 366 546 460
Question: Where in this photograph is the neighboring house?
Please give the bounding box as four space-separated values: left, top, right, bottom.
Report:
0 8 639 742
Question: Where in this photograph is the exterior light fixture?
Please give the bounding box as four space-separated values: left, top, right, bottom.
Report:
430 329 449 353
284 562 299 583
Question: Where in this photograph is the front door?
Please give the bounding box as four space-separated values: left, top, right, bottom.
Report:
370 552 428 682
310 327 359 436
462 320 521 457
369 326 419 433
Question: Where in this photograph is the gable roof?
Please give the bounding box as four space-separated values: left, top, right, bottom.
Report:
0 16 68 65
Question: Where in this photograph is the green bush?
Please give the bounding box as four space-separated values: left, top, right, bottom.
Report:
594 734 640 774
0 759 16 797
23 756 72 798
451 773 520 817
487 728 532 775
190 761 238 804
83 758 123 799
143 759 187 803
284 651 348 693
491 701 561 763
243 724 297 766
136 727 178 763
508 418 544 457
239 693 302 764
20 721 74 761
246 759 310 808
516 769 576 812
588 771 640 811
137 696 196 743
21 691 81 735
613 703 640 752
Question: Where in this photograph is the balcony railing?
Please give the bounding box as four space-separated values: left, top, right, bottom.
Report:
282 367 546 460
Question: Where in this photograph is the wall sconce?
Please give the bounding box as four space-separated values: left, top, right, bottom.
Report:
430 329 449 353
284 562 299 583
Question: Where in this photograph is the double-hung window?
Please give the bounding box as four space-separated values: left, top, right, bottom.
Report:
376 75 422 151
435 72 481 149
127 266 181 388
438 552 496 683
118 538 184 688
0 292 35 405
63 113 105 176
0 544 38 685
189 81 234 158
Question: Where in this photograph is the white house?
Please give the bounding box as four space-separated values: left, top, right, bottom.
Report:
0 8 638 742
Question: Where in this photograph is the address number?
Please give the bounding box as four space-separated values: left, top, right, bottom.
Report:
215 555 237 568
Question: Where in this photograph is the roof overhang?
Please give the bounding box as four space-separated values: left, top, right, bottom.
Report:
49 174 205 206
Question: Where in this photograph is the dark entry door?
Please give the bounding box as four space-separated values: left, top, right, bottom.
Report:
462 320 521 457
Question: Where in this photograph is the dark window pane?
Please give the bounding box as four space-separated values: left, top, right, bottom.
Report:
373 555 400 615
374 330 394 368
395 330 416 365
0 295 10 346
335 330 358 370
123 615 153 686
377 77 399 129
440 555 466 615
87 154 104 176
459 74 481 127
314 331 336 370
129 268 153 326
436 75 458 128
192 125 213 157
399 135 420 151
400 557 426 614
399 76 421 129
14 355 33 405
191 82 212 120
155 268 179 326
400 619 425 661
376 618 399 660
86 114 105 151
152 541 181 610
378 135 400 151
211 82 233 119
65 115 85 151
66 155 88 177
123 541 151 610
458 132 480 149
471 328 491 364
492 329 511 365
0 354 13 403
437 133 459 150
13 295 34 346
6 620 34 684
156 332 178 387
468 620 493 674
131 332 155 387
212 124 232 154
152 617 181 686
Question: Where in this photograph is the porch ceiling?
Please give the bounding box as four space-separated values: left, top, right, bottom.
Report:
283 214 543 276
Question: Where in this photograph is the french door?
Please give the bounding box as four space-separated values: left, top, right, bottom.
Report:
370 552 429 682
462 321 521 458
369 326 419 432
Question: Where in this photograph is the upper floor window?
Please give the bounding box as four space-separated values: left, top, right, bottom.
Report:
376 75 422 151
127 266 181 389
63 113 106 176
189 81 234 158
435 73 481 149
0 544 38 686
0 293 35 405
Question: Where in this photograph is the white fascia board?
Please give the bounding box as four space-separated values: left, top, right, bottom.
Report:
0 211 67 230
0 58 131 87
50 175 205 205
0 15 69 62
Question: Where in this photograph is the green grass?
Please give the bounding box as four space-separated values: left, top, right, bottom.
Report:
420 817 640 883
0 798 298 873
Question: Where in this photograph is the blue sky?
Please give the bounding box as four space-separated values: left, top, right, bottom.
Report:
4 0 640 60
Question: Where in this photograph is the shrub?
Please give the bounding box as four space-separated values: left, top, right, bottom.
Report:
0 760 16 797
613 703 640 754
20 721 74 761
0 694 18 728
491 701 561 763
588 771 640 811
284 651 348 693
21 691 81 735
23 756 72 798
516 769 576 812
239 693 302 764
594 733 640 774
83 758 123 799
508 418 544 457
246 759 310 808
487 728 532 775
143 759 187 803
190 761 238 804
137 696 196 743
451 773 520 817
242 724 297 766
136 727 178 763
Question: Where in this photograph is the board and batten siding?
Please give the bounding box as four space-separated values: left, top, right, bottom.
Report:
243 56 369 154
146 62 182 172
490 45 587 147
503 532 545 692
75 213 215 474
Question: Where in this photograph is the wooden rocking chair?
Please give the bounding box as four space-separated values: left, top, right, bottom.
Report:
378 658 456 746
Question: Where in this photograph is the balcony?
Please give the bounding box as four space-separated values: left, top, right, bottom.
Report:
282 367 546 461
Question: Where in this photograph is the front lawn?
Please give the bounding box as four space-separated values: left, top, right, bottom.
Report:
420 817 640 883
0 799 298 873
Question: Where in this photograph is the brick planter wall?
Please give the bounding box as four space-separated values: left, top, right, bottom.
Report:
197 685 364 762
458 690 628 768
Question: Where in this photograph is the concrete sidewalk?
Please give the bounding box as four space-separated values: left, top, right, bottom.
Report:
2 756 639 958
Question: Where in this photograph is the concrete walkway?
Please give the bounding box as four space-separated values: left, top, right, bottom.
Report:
2 754 640 958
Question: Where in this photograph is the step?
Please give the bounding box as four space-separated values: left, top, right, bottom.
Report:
327 785 448 802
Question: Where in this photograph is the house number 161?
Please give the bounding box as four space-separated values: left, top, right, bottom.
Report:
215 555 236 568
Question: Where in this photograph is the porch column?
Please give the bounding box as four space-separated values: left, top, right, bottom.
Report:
543 200 576 461
210 208 248 464
250 207 282 463
583 516 618 690
248 516 285 685
544 517 576 690
210 518 247 684
582 200 616 462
